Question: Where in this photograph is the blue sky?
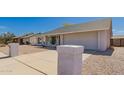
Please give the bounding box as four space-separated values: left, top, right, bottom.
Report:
0 17 123 36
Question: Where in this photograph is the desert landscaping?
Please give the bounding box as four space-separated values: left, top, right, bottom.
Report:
82 47 124 75
0 45 123 75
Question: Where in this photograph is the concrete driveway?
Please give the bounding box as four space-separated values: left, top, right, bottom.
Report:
0 57 43 75
0 50 91 75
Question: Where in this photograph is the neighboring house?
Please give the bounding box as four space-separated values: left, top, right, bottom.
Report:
22 35 32 45
41 18 112 51
13 34 38 45
13 36 24 45
13 35 33 45
29 34 43 45
22 34 41 45
111 35 124 46
36 34 46 44
13 33 45 45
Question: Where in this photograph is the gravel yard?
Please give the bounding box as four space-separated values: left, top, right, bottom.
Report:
82 47 124 75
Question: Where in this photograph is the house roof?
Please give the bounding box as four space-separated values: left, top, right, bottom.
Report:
13 33 44 40
22 34 35 38
44 18 112 35
13 36 20 39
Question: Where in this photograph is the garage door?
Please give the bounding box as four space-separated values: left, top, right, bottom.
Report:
63 32 98 50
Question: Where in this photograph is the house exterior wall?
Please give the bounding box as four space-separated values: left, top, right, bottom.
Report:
107 30 110 48
60 35 64 45
98 29 111 51
29 36 38 45
45 36 51 45
58 30 111 51
23 38 30 44
98 30 108 51
36 36 46 44
107 21 112 48
56 36 60 45
63 31 98 50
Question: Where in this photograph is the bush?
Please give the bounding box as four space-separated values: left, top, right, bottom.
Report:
0 32 15 45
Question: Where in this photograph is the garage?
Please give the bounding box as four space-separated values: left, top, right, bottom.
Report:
63 31 98 50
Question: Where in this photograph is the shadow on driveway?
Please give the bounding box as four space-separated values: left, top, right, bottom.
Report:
0 56 10 59
84 48 114 56
36 45 115 56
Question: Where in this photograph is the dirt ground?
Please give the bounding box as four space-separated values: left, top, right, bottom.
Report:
82 47 124 75
0 45 48 55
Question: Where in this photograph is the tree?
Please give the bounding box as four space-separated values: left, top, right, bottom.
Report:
0 32 15 44
23 32 34 36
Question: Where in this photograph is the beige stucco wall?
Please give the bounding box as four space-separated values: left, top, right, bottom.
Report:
98 30 108 51
36 36 46 44
98 29 111 51
63 31 98 50
60 35 64 45
107 30 110 48
29 36 38 45
107 23 112 48
59 30 111 51
23 38 30 44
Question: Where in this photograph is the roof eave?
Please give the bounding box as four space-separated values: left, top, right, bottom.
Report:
44 29 109 36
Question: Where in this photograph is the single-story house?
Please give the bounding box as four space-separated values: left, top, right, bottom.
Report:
13 33 45 45
29 34 45 45
111 35 124 46
22 35 33 45
12 34 37 45
13 35 32 45
41 18 112 51
13 36 25 45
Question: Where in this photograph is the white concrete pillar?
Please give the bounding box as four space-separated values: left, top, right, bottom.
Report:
57 45 84 75
9 43 19 57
